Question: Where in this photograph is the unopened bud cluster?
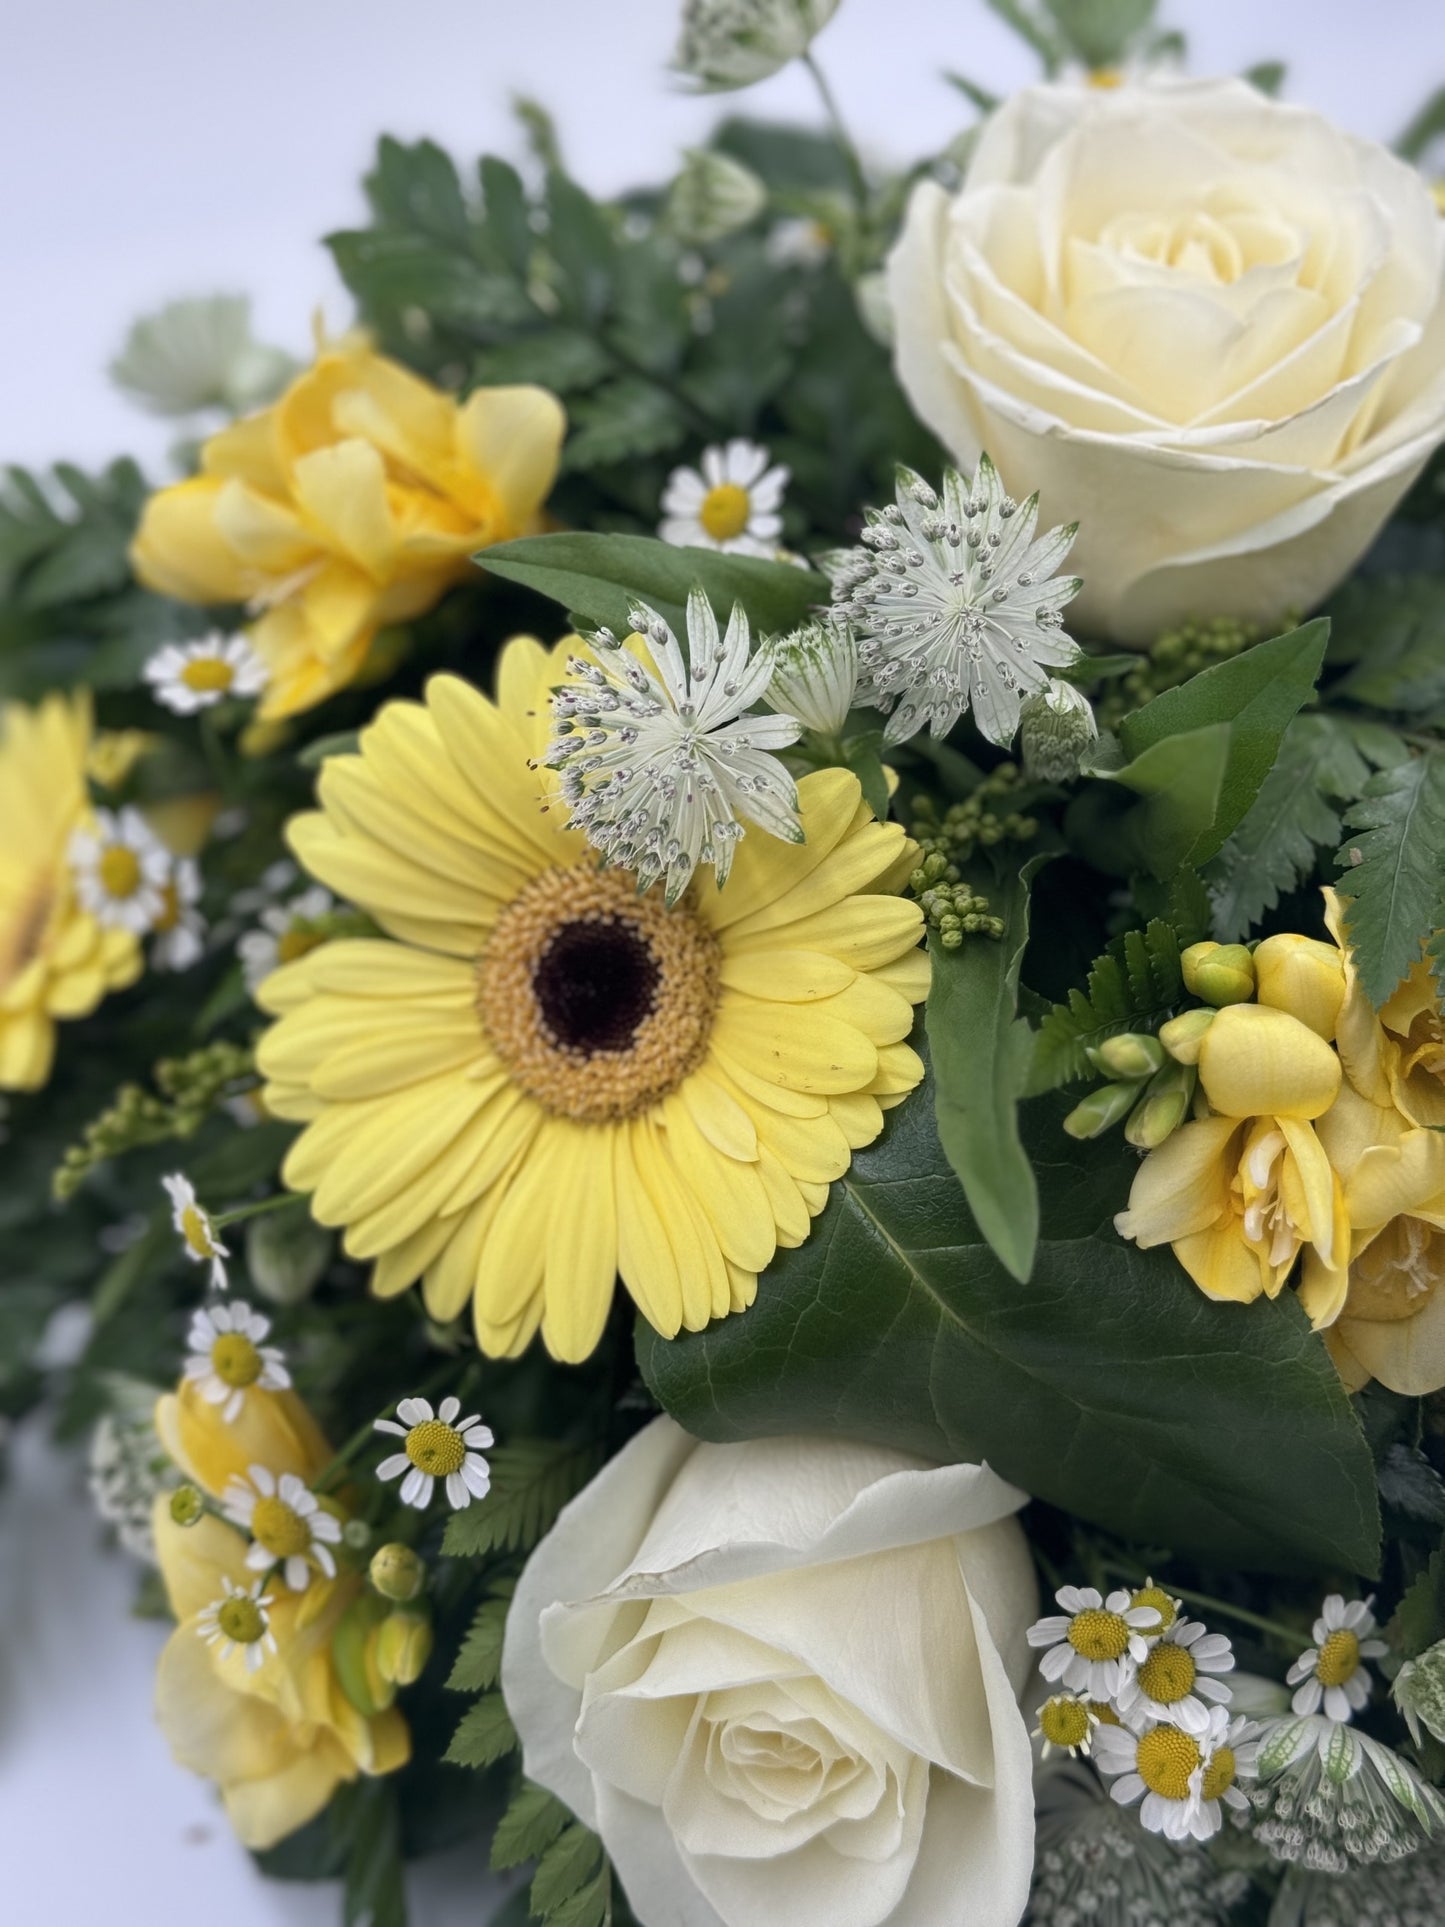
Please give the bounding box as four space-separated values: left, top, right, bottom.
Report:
1097 615 1265 729
54 1041 256 1199
907 770 1039 871
914 871 1004 949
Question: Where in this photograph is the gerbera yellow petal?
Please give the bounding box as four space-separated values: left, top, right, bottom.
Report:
719 947 856 1001
372 1212 457 1300
725 820 919 942
433 1082 544 1216
680 1068 759 1160
540 1121 619 1363
752 1102 852 1186
730 894 925 970
712 1000 878 1094
307 1078 491 1224
710 1043 831 1118
829 1092 885 1148
421 1191 504 1324
310 1014 488 1101
699 767 863 930
661 1095 776 1271
319 760 528 907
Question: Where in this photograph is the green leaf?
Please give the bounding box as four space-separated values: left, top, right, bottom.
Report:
1397 83 1445 162
479 157 532 275
1110 721 1231 876
925 860 1044 1282
490 1780 571 1872
327 230 534 338
442 1440 601 1560
943 72 1001 113
1390 1546 1445 1657
1328 575 1445 715
563 378 688 473
532 1824 604 1919
366 136 470 244
297 729 362 769
447 1583 515 1693
1379 1444 1445 1526
1207 714 1373 941
472 329 613 395
546 1872 610 1927
1026 919 1183 1094
1041 0 1157 69
639 1072 1380 1577
478 532 826 643
1333 750 1445 1005
445 1692 518 1770
343 1780 408 1927
545 172 617 326
1243 60 1287 95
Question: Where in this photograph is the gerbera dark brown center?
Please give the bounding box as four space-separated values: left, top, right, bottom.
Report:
477 863 720 1123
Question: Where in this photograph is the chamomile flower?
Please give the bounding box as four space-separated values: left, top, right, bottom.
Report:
144 632 268 713
1033 1692 1106 1759
237 883 334 993
831 456 1083 746
196 1575 277 1673
1246 1712 1445 1870
222 1465 341 1592
1286 1595 1387 1722
543 592 803 904
162 1172 229 1288
150 858 206 971
1028 1585 1162 1699
375 1396 493 1511
183 1301 290 1423
68 806 171 934
659 439 789 557
1116 1618 1235 1735
1093 1705 1254 1843
765 615 862 737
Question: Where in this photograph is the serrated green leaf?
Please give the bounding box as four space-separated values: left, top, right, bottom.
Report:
545 1871 610 1927
472 330 613 394
327 230 534 338
563 379 687 472
545 172 616 326
1389 1547 1445 1656
1026 919 1183 1094
479 156 532 276
490 1780 570 1872
447 1590 512 1693
445 1692 518 1769
1327 574 1445 713
367 136 471 244
1334 750 1445 1005
531 1824 604 1919
442 1440 601 1560
640 1067 1380 1577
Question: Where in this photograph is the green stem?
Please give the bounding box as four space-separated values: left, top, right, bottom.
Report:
1102 1560 1303 1649
213 1191 305 1230
802 52 870 218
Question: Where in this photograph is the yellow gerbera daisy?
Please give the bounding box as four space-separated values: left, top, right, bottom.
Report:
256 635 929 1362
0 692 142 1090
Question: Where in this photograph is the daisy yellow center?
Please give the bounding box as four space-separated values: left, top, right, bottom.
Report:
217 1596 266 1644
1136 1643 1197 1706
405 1419 466 1476
478 864 721 1124
1088 1701 1121 1727
180 656 235 693
210 1332 263 1388
98 846 142 899
1135 1725 1202 1802
1067 1608 1130 1662
699 483 752 543
1038 1697 1092 1749
251 1496 311 1560
180 1204 216 1258
1317 1628 1361 1687
1130 1585 1177 1634
1201 1745 1237 1803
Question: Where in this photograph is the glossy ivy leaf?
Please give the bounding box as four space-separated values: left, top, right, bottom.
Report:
639 1073 1381 1577
479 531 826 643
1334 749 1445 1005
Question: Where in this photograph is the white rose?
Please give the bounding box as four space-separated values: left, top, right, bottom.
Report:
502 1419 1037 1927
888 78 1445 643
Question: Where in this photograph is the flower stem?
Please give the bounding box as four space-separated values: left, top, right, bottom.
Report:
213 1191 305 1230
1102 1559 1303 1648
802 52 870 217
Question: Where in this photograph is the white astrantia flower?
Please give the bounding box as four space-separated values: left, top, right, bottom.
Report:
832 456 1083 747
69 805 172 935
766 614 862 737
1115 1618 1236 1736
543 591 803 905
222 1464 342 1592
1027 1584 1162 1700
110 293 294 418
1268 1842 1445 1926
659 439 789 557
374 1395 493 1511
144 632 268 713
237 883 335 994
1286 1594 1387 1722
1093 1704 1255 1843
1393 1637 1445 1747
162 1173 229 1289
1245 1712 1445 1871
673 0 842 92
183 1301 290 1423
150 858 206 972
196 1575 278 1674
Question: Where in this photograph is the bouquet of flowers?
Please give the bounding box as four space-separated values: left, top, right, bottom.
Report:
9 1 1445 1921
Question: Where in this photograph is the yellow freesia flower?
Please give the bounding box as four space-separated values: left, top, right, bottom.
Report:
1115 1004 1347 1311
0 692 142 1090
1327 887 1445 1129
156 1378 333 1498
131 338 566 720
152 1501 408 1849
1306 1082 1445 1392
256 635 928 1364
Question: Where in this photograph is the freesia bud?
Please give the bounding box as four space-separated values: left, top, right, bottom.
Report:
1124 1062 1196 1149
1090 1032 1166 1081
1181 940 1256 1007
1063 1081 1138 1139
169 1483 204 1526
370 1542 426 1603
332 1596 395 1716
376 1609 433 1687
1196 1003 1342 1120
1252 933 1345 1041
1158 1007 1216 1064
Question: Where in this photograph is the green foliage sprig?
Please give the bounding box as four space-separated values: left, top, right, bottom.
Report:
52 1041 257 1200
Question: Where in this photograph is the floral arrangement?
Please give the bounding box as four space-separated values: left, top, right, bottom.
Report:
9 1 1445 1922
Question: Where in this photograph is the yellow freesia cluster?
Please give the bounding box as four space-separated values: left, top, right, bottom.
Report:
151 1380 408 1848
0 692 142 1090
132 337 566 720
1114 897 1445 1394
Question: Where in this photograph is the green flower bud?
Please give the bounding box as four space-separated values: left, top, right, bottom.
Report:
1089 1032 1166 1081
343 1517 373 1551
376 1609 433 1687
1181 940 1256 1007
665 147 767 245
169 1483 204 1527
1124 1062 1197 1150
1063 1081 1139 1140
1394 1640 1445 1746
370 1543 426 1604
1019 677 1099 784
1158 1007 1216 1065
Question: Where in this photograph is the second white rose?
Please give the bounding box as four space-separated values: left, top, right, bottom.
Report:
888 78 1445 643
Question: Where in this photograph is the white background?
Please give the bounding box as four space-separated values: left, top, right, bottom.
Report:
0 1 1440 1921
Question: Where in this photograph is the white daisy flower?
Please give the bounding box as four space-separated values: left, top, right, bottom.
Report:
162 1173 229 1289
766 215 834 269
196 1575 277 1674
1027 1584 1162 1700
150 857 206 971
1116 1617 1236 1735
659 439 790 557
1286 1594 1388 1722
375 1395 493 1511
238 883 335 994
832 455 1083 746
766 614 862 737
543 592 803 905
1245 1711 1445 1871
222 1464 342 1592
1094 1704 1255 1843
143 632 269 713
68 805 172 934
183 1301 290 1423
1032 1692 1104 1759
